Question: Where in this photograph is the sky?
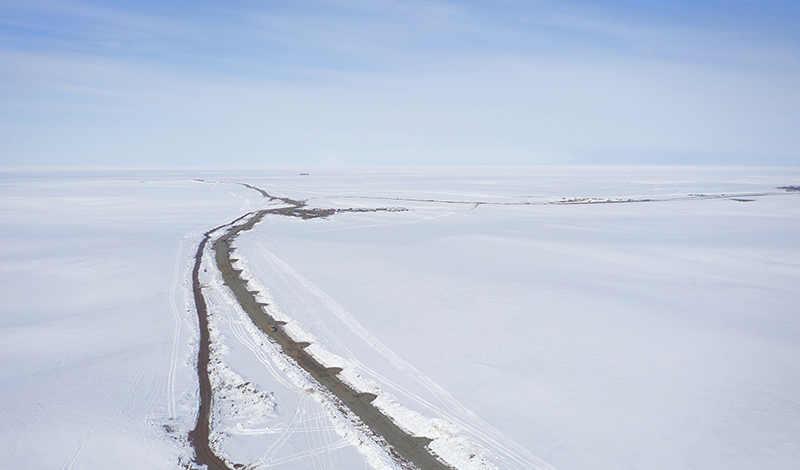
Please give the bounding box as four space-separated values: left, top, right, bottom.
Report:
1 0 799 166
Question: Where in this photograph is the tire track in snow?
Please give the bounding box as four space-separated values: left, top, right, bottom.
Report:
167 238 184 419
211 288 304 394
249 238 557 469
59 421 99 470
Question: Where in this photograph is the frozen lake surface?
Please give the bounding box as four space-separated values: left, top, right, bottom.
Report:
1 166 798 470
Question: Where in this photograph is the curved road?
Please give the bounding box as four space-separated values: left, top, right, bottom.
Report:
189 187 452 470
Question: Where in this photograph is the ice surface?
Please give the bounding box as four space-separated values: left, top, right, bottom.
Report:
1 166 798 470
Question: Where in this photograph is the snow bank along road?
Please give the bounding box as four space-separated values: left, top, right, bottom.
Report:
189 213 251 470
190 185 452 470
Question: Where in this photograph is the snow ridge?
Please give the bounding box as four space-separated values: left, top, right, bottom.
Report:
201 242 407 470
224 242 499 470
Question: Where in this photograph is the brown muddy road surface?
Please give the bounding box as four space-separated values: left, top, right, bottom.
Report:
189 188 452 470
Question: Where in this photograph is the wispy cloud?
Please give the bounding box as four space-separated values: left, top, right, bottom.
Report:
1 0 799 165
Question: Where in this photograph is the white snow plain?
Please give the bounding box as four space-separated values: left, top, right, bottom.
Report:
1 166 799 470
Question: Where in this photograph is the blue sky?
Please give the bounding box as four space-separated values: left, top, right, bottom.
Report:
1 0 799 165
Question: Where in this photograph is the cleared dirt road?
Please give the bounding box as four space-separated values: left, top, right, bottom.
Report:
188 185 451 470
188 224 236 470
213 208 453 470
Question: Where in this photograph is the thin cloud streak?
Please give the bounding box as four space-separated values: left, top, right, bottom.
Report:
0 0 798 165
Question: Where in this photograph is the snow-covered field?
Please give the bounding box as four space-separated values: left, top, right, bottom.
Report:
1 166 798 470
